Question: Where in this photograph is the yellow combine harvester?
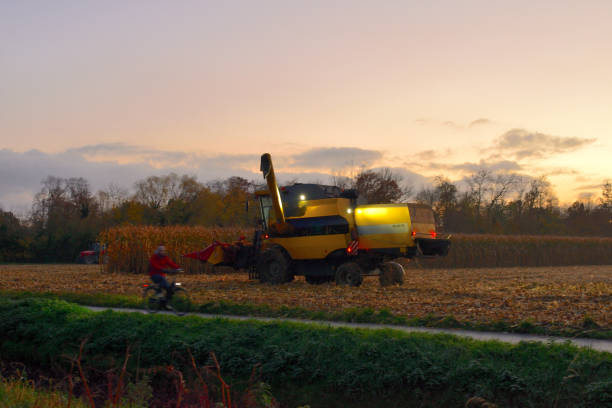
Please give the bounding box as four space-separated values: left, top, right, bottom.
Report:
201 153 450 286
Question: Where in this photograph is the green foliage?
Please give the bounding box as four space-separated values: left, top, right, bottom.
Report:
2 172 611 263
4 290 612 341
1 298 612 407
0 375 91 408
0 210 30 262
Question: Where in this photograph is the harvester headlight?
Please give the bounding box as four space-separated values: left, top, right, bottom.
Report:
347 208 352 214
299 194 306 200
356 209 362 214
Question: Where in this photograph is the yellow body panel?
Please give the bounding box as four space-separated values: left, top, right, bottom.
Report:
262 197 355 259
298 198 353 219
267 234 349 259
354 204 415 250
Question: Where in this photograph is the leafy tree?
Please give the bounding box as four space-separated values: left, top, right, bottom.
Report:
0 209 30 262
208 177 255 226
29 176 102 262
353 168 410 204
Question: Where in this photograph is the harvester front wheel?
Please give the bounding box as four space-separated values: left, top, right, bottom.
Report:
335 262 363 287
257 247 293 284
379 261 405 286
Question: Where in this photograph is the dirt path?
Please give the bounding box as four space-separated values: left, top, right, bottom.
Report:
85 305 612 353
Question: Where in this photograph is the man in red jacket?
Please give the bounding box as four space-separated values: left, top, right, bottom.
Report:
149 245 182 305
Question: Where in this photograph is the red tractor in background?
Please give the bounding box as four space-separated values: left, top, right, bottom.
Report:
76 242 106 264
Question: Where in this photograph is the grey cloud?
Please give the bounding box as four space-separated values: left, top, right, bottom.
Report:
449 160 522 173
0 145 390 211
469 118 492 127
542 168 580 176
414 150 437 160
574 183 605 191
414 148 453 161
578 192 596 200
1 144 440 211
70 143 259 170
405 158 522 174
494 129 596 159
415 118 493 129
0 147 262 212
442 121 461 129
291 147 382 169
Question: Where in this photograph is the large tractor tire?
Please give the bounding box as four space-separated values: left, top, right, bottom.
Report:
257 247 293 284
335 262 363 287
379 261 405 286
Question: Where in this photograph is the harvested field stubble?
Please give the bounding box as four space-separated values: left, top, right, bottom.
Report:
1 264 611 330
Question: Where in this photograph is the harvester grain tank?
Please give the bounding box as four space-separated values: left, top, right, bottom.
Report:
190 153 450 286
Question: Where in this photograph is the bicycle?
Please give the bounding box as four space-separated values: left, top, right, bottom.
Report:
142 272 192 316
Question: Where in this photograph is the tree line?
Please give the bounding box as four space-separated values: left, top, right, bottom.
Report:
0 169 610 263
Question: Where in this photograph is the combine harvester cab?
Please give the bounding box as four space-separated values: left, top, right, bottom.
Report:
192 153 450 287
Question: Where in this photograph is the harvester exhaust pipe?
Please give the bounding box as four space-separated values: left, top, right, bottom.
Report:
260 153 286 225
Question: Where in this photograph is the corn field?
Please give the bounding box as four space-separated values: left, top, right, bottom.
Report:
426 234 612 268
99 225 253 274
99 226 612 274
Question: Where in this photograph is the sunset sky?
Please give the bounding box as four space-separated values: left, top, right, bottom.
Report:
1 0 611 212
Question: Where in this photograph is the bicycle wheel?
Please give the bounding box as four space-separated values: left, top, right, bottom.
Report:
168 287 191 316
143 286 161 313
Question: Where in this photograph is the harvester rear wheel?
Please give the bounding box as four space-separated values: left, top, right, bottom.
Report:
335 262 363 287
379 261 405 286
257 247 293 284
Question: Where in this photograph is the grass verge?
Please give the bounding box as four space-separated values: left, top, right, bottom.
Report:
2 289 611 341
2 298 612 407
0 375 91 408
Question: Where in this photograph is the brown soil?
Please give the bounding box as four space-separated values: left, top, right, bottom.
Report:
1 263 611 328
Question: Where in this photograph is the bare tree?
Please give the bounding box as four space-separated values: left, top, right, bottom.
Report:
415 187 438 207
66 177 94 218
486 173 520 210
31 176 67 226
524 176 557 210
133 173 182 209
600 180 612 211
466 169 491 215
